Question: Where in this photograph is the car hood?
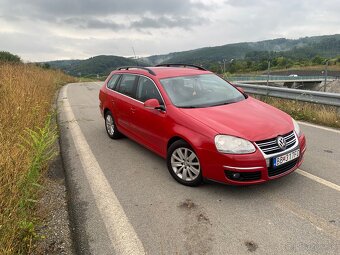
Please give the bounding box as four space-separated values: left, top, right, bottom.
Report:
179 97 293 142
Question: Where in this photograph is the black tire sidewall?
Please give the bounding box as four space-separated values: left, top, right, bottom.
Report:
104 111 121 139
167 140 202 186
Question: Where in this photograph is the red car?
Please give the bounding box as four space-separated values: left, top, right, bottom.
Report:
99 64 306 186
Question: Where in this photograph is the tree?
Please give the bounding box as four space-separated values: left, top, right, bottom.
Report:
0 51 21 63
312 56 325 65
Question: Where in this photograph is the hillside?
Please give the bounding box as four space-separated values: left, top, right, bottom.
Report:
143 34 340 65
46 34 340 77
47 55 141 77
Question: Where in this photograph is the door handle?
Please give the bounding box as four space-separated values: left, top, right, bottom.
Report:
111 99 115 105
130 107 136 113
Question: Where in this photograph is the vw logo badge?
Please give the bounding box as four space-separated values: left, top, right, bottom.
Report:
277 136 287 150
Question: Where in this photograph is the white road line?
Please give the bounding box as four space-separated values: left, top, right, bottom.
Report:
296 169 340 192
61 85 145 255
298 121 340 134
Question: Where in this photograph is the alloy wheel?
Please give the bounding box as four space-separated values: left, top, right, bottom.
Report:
105 114 115 136
170 147 200 181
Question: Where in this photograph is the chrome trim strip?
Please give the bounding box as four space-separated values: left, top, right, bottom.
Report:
256 131 294 147
223 165 265 170
257 140 277 146
285 133 294 139
255 131 299 159
286 140 295 145
262 145 280 151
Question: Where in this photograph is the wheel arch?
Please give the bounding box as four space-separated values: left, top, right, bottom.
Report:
167 135 197 154
104 108 110 116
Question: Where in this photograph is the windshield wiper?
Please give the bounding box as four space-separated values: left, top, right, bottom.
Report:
179 106 198 108
211 102 232 107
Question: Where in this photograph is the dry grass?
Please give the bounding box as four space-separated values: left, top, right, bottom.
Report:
253 95 340 128
0 63 75 254
281 64 340 72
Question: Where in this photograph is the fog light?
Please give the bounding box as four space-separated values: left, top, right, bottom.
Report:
232 173 241 179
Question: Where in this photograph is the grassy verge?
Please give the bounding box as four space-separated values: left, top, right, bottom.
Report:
253 95 340 128
0 63 75 254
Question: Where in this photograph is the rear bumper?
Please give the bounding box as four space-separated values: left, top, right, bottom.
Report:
199 133 306 185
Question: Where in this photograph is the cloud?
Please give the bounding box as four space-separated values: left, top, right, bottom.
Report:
58 15 207 31
0 0 209 19
61 17 126 30
0 0 211 31
130 16 206 30
0 0 339 61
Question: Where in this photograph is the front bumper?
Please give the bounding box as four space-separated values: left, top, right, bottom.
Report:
199 133 306 185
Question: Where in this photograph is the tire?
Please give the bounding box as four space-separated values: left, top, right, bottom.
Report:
104 111 122 139
167 140 203 186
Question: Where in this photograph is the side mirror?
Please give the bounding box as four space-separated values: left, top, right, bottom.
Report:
237 87 245 93
144 99 165 111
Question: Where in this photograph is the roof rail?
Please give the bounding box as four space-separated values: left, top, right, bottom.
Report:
155 63 207 71
116 66 156 75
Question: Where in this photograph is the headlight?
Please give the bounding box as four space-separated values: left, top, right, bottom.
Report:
292 118 301 137
214 135 255 154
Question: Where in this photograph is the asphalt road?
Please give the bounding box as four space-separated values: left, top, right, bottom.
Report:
58 82 340 255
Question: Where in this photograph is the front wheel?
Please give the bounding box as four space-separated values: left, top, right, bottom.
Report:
104 111 122 139
167 140 202 186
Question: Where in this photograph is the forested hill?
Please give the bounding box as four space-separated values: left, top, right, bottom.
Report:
46 34 340 76
146 34 340 65
46 55 139 76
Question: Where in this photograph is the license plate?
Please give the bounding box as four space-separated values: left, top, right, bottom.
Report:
273 149 300 167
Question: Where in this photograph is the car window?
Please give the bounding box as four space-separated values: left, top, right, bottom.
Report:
136 77 164 105
117 74 137 98
107 74 120 90
160 74 245 108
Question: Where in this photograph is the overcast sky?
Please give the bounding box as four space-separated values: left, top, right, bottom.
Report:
0 0 339 62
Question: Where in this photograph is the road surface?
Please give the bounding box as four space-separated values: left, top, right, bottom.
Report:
58 82 340 255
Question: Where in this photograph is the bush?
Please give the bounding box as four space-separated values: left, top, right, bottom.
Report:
0 51 21 63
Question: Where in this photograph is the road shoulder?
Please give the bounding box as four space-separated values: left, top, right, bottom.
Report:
31 90 74 254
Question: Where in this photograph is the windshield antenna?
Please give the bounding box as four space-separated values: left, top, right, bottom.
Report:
132 46 139 66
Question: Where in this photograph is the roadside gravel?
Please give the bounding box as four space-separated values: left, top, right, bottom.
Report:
31 135 74 255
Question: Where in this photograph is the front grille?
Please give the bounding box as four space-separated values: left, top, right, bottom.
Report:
225 170 261 181
255 131 296 155
268 158 298 177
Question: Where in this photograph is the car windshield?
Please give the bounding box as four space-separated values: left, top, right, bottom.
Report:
160 74 245 108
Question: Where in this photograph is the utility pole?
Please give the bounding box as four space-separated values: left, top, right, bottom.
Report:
222 58 234 74
324 60 328 92
266 61 271 96
223 59 227 74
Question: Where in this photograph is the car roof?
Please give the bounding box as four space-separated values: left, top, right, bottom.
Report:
112 66 212 79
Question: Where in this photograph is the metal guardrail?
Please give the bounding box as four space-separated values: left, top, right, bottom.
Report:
229 75 337 82
235 83 340 107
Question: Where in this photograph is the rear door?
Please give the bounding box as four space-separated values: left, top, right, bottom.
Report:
104 73 121 117
114 74 138 133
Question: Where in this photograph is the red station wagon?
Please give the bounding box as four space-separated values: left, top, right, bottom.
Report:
99 64 306 186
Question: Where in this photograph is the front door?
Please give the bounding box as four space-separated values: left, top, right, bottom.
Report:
130 76 168 156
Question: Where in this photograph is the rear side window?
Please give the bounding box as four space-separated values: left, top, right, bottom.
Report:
136 77 164 105
117 74 137 98
107 74 120 90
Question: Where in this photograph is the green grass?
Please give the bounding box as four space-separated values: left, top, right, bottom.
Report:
19 115 58 252
253 95 340 129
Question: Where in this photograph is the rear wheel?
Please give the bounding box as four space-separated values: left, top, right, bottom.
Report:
104 111 121 139
167 140 202 186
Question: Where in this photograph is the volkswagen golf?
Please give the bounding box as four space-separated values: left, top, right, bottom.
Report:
99 64 306 186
